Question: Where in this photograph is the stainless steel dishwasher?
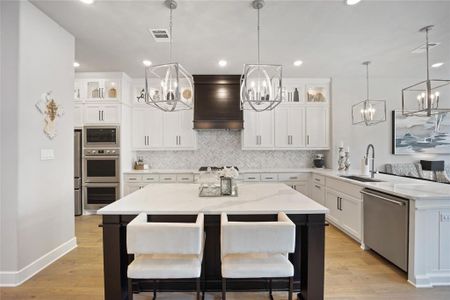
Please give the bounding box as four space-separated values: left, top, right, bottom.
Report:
362 188 409 272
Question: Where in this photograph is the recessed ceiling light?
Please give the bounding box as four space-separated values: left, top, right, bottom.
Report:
142 60 152 67
346 0 361 5
293 60 303 67
73 62 80 68
218 60 227 67
80 0 94 4
432 62 444 68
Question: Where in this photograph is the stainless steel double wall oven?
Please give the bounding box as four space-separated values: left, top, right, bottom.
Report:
83 126 120 210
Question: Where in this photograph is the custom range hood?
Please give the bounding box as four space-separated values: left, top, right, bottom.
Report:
193 75 243 129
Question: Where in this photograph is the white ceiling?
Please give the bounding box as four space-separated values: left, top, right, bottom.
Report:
31 0 450 78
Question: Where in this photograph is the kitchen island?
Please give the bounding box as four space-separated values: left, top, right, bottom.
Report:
97 183 328 300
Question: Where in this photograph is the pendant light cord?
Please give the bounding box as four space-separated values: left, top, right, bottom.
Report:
366 63 370 100
425 27 429 82
169 6 173 62
257 7 260 65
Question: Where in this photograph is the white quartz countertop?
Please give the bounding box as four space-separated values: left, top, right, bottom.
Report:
97 183 328 215
123 168 450 201
312 169 450 201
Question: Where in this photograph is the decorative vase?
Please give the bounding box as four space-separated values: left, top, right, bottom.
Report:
293 88 299 102
338 147 346 170
344 151 351 170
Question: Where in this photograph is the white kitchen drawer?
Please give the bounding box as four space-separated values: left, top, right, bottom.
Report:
261 173 278 182
160 174 177 183
326 177 362 200
143 174 160 182
243 173 261 182
312 174 325 185
125 175 143 182
278 173 309 182
177 174 194 183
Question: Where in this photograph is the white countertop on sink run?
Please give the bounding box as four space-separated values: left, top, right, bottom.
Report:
97 183 328 215
312 169 450 201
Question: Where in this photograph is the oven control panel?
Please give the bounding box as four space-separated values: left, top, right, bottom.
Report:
84 148 119 156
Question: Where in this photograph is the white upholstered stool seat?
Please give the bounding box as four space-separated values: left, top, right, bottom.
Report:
126 213 205 300
220 212 296 300
128 253 203 279
222 253 294 279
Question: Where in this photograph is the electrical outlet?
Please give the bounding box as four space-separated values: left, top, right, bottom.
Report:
40 149 55 160
440 213 450 223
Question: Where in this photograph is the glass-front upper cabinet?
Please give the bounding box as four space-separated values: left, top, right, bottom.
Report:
85 79 121 101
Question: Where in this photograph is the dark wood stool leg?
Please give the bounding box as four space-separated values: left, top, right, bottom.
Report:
128 279 133 300
288 277 293 300
152 280 157 300
196 278 201 300
269 279 274 300
222 278 226 300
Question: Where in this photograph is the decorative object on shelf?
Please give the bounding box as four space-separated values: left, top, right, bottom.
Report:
306 85 327 102
313 153 325 168
401 25 450 117
134 156 146 170
392 110 450 155
293 88 299 102
240 0 282 112
35 91 64 139
344 150 351 170
141 0 194 112
352 61 386 126
338 144 346 171
108 87 117 98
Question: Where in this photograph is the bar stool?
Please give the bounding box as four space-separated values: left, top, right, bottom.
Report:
220 212 296 300
126 213 205 300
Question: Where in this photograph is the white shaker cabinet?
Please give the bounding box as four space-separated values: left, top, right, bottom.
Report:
242 110 274 149
163 110 196 150
74 104 83 127
84 104 120 124
132 108 164 149
305 106 329 149
274 106 305 149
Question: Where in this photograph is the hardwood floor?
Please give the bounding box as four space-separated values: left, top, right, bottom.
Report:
1 215 449 300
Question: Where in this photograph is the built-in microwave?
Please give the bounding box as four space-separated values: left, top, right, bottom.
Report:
83 183 120 210
83 126 120 148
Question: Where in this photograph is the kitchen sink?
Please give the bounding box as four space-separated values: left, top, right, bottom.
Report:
339 175 384 183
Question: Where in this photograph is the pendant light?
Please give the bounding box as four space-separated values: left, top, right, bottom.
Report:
402 25 450 117
352 61 387 126
240 0 282 112
142 0 194 112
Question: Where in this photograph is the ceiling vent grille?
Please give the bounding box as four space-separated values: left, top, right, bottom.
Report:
411 42 440 54
149 29 170 42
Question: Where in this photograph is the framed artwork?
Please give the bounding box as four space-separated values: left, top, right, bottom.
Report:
392 110 450 155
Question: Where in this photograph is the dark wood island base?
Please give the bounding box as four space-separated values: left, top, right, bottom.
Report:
101 213 325 300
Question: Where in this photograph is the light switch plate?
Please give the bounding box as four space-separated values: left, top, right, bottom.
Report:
41 149 55 160
440 213 450 223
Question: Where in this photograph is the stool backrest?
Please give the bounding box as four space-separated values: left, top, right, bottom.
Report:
221 212 295 258
127 213 204 255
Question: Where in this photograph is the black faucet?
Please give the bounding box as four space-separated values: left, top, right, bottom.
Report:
365 144 375 178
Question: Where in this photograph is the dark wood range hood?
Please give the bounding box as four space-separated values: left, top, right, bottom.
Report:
193 75 243 130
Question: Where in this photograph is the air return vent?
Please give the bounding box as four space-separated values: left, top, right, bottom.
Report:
412 42 440 54
149 28 170 42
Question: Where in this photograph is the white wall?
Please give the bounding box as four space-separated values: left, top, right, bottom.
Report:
331 76 450 171
1 0 75 285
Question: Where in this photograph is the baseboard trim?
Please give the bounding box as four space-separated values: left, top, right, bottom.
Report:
0 237 77 287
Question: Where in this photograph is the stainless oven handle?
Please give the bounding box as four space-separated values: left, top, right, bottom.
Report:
361 190 406 206
84 156 120 159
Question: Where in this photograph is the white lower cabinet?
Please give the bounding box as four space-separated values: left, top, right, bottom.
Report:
288 182 309 197
124 183 145 195
311 183 325 205
325 180 362 241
